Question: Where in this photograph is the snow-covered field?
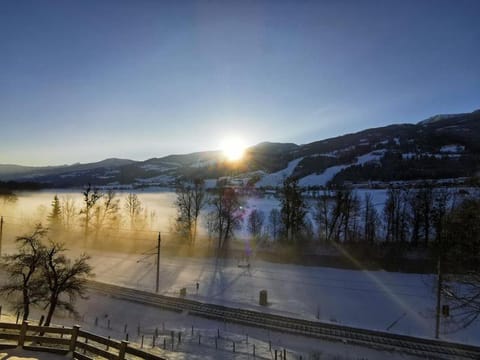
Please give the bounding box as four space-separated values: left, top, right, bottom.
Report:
81 252 480 344
0 258 428 360
2 250 479 358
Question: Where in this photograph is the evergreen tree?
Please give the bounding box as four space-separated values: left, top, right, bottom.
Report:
48 195 62 231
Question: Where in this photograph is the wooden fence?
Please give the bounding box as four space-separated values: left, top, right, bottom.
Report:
0 321 167 360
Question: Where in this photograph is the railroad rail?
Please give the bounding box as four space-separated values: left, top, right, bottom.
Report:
86 280 480 359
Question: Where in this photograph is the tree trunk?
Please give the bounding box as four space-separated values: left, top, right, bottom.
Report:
44 296 57 327
22 288 30 321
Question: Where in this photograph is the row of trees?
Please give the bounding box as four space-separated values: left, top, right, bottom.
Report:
46 186 155 239
34 180 479 258
222 178 479 252
1 225 92 325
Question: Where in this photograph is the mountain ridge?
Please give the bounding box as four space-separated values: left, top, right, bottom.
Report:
1 109 479 188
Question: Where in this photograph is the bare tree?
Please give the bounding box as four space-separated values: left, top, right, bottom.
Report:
280 177 307 244
315 189 356 244
42 242 92 326
383 187 409 243
93 190 120 237
61 195 77 231
338 189 360 243
268 208 282 242
208 182 243 251
247 209 265 239
0 225 47 321
80 184 103 240
362 193 379 244
174 179 206 245
124 193 143 230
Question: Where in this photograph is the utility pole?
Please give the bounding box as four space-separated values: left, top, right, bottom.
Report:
435 255 443 339
0 216 3 257
156 232 161 293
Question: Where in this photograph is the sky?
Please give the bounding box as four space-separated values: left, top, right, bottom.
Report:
1 0 479 166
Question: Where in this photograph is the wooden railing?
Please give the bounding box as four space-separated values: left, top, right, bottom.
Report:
0 321 167 360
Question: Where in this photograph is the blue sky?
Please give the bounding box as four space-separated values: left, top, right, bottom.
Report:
1 0 479 166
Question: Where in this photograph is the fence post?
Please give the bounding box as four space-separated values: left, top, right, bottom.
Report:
18 321 29 347
118 340 128 360
69 325 80 353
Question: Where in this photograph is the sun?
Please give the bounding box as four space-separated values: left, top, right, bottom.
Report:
220 137 247 162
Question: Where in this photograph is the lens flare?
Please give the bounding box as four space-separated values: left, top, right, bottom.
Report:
221 137 246 161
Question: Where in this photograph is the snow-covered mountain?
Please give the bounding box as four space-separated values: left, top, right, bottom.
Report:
1 109 479 188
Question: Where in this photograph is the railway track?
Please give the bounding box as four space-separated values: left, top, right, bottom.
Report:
86 280 480 359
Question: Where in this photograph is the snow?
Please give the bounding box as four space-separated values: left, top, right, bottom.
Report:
310 153 336 158
136 175 175 184
418 113 462 125
203 179 218 189
190 159 217 168
402 152 462 160
298 150 385 187
95 254 479 345
298 165 348 187
140 164 176 172
0 348 67 360
402 153 416 160
0 257 435 360
255 157 303 187
440 144 465 153
356 150 385 165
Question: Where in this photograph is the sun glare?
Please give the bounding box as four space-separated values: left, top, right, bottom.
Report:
221 137 246 162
